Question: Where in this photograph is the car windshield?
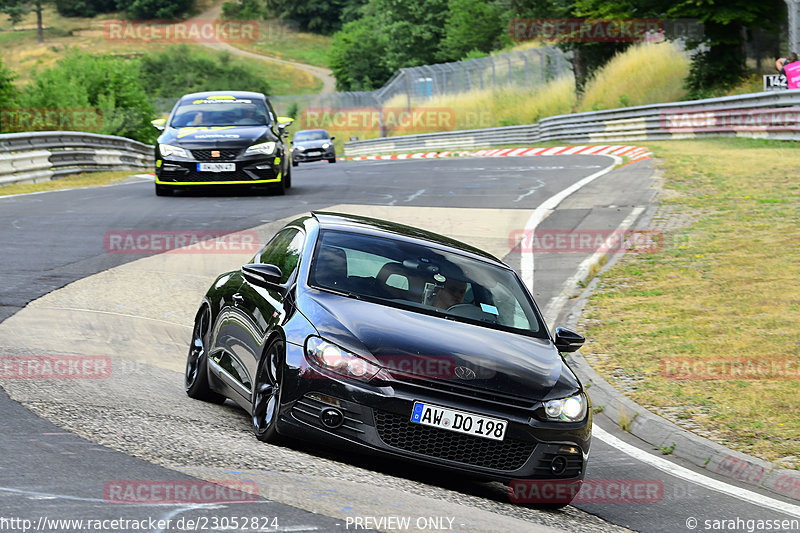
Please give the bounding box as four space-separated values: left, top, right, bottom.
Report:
293 131 329 142
309 230 545 337
171 99 269 127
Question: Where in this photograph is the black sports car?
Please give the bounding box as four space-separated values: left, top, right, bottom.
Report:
291 129 336 165
185 212 591 503
153 91 293 196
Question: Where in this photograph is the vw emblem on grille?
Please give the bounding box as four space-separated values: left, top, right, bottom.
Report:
454 366 476 380
211 150 220 158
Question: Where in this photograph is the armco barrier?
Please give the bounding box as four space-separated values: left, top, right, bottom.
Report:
0 131 153 186
344 91 800 156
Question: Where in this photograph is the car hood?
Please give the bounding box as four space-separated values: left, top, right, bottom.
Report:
299 288 581 401
293 139 331 149
159 125 275 148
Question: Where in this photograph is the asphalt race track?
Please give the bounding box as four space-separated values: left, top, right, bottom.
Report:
1 156 799 533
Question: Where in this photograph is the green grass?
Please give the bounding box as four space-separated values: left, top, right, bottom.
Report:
227 19 333 68
0 170 135 195
580 138 800 464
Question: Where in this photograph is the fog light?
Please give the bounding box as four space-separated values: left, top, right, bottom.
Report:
320 408 344 428
551 456 568 475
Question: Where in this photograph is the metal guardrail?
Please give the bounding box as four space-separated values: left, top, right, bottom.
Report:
0 131 153 186
344 91 800 156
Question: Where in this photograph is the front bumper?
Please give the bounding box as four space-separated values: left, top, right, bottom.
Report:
292 148 335 163
278 342 591 483
155 153 283 185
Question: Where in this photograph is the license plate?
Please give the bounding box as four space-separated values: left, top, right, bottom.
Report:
197 162 235 172
410 402 507 441
307 151 321 156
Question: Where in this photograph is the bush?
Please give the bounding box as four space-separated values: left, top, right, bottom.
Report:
139 45 271 97
18 51 156 143
55 0 117 17
120 0 193 20
221 0 265 20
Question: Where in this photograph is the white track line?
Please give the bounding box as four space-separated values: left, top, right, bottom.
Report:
520 156 621 289
520 155 800 515
542 206 645 324
594 426 800 518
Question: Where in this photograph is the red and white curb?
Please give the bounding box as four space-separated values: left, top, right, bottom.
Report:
341 145 652 165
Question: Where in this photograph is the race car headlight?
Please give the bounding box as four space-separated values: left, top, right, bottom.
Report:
305 336 381 380
245 142 277 156
159 144 188 158
544 393 587 422
322 143 330 149
293 145 305 152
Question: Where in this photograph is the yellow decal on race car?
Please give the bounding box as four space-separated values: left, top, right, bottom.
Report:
156 159 162 167
176 126 236 139
274 157 281 165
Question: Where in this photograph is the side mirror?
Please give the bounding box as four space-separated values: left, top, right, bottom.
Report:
276 116 294 130
151 118 166 131
553 327 585 353
330 136 335 141
242 263 283 288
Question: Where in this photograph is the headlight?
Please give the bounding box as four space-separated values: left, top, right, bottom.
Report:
159 144 188 158
245 142 277 156
322 143 330 149
543 393 587 422
293 145 305 152
305 336 381 380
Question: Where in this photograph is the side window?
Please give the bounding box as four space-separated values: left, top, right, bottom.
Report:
256 228 304 284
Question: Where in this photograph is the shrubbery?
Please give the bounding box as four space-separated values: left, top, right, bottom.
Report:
2 46 273 143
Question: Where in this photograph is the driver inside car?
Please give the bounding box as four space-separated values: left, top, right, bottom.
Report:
435 277 468 309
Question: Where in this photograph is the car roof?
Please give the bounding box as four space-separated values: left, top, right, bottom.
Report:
311 211 505 266
295 129 330 135
178 91 266 102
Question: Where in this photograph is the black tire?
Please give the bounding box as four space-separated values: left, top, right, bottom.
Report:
327 157 336 163
155 183 172 196
291 160 298 167
185 306 226 404
252 337 284 442
284 164 292 189
273 177 286 196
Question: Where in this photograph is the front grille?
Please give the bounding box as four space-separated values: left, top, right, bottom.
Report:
159 168 277 183
191 149 241 160
391 375 537 410
374 410 535 471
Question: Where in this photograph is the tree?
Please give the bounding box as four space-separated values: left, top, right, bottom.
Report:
665 0 785 96
437 0 504 62
329 15 392 90
513 0 632 91
0 0 46 43
265 0 367 34
374 0 449 71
